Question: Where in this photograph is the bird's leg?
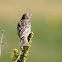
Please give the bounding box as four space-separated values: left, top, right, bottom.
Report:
20 39 23 50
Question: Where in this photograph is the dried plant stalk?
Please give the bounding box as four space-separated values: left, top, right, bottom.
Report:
11 32 33 62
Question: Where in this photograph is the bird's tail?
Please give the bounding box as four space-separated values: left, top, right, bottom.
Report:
23 39 29 46
23 37 29 46
20 38 23 48
20 37 29 48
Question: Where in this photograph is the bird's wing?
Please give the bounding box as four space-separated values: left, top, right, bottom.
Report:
17 20 27 38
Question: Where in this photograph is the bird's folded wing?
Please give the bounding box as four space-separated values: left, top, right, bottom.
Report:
17 21 26 38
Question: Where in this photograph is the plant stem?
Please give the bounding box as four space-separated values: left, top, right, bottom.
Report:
11 32 33 62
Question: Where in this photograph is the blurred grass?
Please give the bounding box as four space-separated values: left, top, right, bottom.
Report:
0 15 62 62
0 0 62 62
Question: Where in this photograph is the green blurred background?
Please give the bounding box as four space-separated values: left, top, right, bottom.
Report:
0 0 62 62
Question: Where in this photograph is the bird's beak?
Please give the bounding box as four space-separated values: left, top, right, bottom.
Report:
30 14 32 17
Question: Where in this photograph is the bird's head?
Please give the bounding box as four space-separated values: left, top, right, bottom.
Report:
21 13 32 20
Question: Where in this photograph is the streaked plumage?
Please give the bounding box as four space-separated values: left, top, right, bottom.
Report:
17 13 32 49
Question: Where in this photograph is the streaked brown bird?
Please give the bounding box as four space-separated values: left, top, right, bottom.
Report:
17 13 32 49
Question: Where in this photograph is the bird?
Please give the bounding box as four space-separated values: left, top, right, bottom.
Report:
17 13 32 49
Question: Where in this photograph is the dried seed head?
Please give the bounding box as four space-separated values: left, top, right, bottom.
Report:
2 30 4 33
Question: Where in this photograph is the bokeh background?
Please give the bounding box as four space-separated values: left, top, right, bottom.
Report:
0 0 62 62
